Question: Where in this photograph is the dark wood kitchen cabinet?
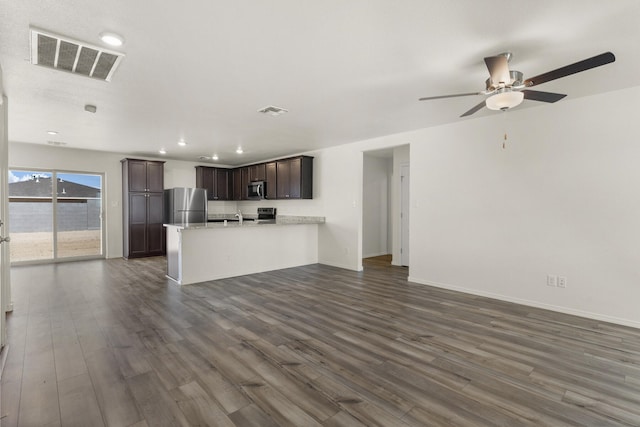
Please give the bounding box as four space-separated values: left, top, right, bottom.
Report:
265 162 277 200
232 167 250 200
122 158 165 259
249 163 266 182
195 166 230 200
125 158 164 193
215 169 230 200
276 156 313 199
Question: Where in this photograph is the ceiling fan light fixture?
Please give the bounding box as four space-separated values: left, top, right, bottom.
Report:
99 32 124 47
485 90 524 111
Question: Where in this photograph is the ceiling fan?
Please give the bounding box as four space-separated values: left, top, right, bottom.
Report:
419 51 615 117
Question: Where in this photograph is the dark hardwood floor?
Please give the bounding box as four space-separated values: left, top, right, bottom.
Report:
2 256 640 426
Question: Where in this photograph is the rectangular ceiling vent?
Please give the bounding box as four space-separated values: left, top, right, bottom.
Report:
30 27 125 82
257 105 289 116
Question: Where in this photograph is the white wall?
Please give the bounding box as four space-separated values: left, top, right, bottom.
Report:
362 155 392 258
315 146 363 270
8 143 203 258
405 86 640 327
391 145 409 265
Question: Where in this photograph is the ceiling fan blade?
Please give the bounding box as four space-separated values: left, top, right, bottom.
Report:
524 52 615 87
460 100 486 117
419 92 481 101
522 90 567 103
484 55 511 87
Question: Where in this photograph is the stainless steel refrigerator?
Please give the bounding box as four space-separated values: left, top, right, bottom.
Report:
164 187 207 224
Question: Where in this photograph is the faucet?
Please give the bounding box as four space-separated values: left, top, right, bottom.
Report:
235 209 243 225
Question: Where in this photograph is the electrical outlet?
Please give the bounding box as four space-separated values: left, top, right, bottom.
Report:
558 276 567 288
547 275 557 287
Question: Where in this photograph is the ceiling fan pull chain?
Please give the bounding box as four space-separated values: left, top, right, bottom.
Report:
501 110 508 150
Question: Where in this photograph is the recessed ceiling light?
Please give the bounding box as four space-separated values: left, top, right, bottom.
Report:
159 148 167 155
47 130 58 135
178 139 187 146
236 147 243 154
212 154 219 161
99 32 124 47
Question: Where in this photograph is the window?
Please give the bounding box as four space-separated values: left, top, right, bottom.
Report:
8 169 104 263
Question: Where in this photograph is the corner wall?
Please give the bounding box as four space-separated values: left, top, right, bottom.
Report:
311 86 640 327
407 86 640 327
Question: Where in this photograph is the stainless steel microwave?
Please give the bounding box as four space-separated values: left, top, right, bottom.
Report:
247 181 266 200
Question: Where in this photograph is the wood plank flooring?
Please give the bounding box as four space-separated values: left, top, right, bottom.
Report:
1 256 640 426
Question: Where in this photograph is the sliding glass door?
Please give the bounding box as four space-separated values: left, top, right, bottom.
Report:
8 169 104 263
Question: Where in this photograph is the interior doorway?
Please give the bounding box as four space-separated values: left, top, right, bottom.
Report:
362 152 392 261
361 145 409 269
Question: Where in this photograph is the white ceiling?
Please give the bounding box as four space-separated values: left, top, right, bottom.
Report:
1 0 639 166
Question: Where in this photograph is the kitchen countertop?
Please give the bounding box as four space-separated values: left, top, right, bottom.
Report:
164 215 325 230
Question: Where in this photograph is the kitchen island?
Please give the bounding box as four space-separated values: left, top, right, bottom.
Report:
164 216 325 285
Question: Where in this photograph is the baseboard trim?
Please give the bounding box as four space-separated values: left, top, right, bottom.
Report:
408 276 640 330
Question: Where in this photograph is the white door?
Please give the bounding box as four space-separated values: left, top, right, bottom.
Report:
0 93 9 349
400 164 410 266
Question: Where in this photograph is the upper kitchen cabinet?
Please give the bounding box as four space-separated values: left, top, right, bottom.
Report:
232 167 250 200
215 169 230 200
195 166 214 198
249 163 266 182
195 166 230 200
265 162 277 200
276 156 313 199
124 158 164 193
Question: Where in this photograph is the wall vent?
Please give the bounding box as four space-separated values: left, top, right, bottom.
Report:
257 105 289 116
30 27 125 82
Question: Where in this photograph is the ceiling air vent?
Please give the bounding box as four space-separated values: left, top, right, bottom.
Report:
30 28 125 82
257 105 288 116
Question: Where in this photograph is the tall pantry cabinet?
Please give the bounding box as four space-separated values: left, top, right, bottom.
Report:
122 158 165 258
